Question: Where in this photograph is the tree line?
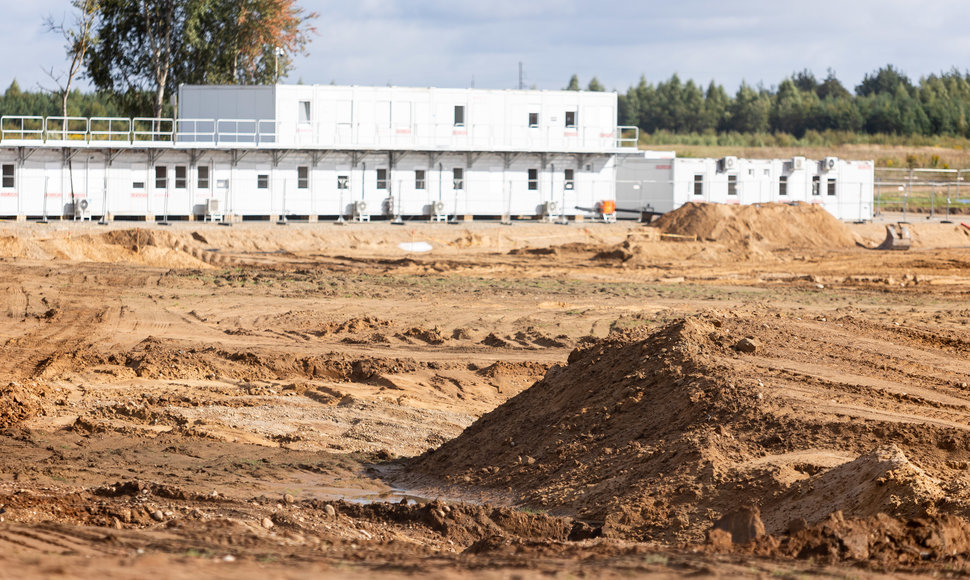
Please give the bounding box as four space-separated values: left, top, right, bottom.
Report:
581 66 970 139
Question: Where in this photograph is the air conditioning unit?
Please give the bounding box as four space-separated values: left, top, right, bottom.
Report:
792 156 806 171
822 157 838 171
719 156 738 172
352 200 368 216
206 198 220 215
431 200 445 214
74 198 91 220
542 201 560 217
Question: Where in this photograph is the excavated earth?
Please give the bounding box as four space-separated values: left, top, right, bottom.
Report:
1 204 970 577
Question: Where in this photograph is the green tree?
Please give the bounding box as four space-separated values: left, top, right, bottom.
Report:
726 82 770 133
565 74 580 91
617 86 640 127
86 0 317 118
816 69 851 100
586 77 605 92
856 64 914 97
770 78 817 137
701 81 729 132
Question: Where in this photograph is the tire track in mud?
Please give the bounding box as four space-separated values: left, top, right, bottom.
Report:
0 524 121 557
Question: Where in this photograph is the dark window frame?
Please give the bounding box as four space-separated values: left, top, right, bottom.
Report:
154 166 167 189
565 111 577 128
812 175 821 196
1 164 13 188
779 175 788 196
174 165 187 189
827 179 837 196
693 174 704 196
337 175 350 190
415 169 426 190
376 168 388 190
564 168 575 190
257 174 269 189
528 112 539 128
197 166 210 190
528 168 539 191
454 105 465 127
727 174 738 196
297 166 309 190
453 168 464 190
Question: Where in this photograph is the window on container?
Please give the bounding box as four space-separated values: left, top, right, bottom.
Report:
257 174 269 189
197 166 210 189
376 169 388 190
564 169 575 190
453 168 464 190
337 175 349 190
174 166 187 189
778 175 788 196
528 112 539 128
727 174 738 196
1 164 13 188
297 166 309 189
527 169 539 191
155 166 167 189
693 174 703 196
454 105 465 127
812 175 821 196
415 170 426 190
132 181 145 190
827 179 836 196
565 111 577 128
299 101 311 123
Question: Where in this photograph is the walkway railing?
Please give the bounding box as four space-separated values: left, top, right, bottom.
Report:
0 115 638 151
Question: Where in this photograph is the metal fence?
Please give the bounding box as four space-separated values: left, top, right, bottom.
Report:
874 168 970 220
0 115 640 151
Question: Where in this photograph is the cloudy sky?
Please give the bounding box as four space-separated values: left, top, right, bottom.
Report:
4 0 969 94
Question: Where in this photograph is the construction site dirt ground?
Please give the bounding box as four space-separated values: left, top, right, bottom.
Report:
2 206 970 578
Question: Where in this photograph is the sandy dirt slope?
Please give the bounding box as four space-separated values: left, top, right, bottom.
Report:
1 206 970 577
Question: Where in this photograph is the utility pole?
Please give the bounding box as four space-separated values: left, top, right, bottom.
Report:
518 62 524 90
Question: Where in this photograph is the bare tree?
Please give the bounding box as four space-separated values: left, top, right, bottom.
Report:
44 0 100 119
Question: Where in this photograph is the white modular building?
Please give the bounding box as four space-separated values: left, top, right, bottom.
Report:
616 152 874 221
0 85 636 221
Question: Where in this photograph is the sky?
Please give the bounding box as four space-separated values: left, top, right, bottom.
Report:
4 0 970 95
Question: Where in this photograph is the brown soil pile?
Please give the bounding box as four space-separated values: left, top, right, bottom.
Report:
408 313 970 543
733 511 970 568
652 202 859 249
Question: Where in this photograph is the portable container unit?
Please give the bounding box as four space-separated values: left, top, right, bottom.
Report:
0 84 634 220
177 85 625 154
616 152 874 221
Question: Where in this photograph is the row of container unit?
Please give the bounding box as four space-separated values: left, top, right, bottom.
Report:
177 85 636 152
616 154 875 221
0 148 615 220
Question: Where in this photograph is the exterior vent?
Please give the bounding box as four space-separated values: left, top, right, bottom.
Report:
74 198 91 220
792 156 806 171
822 157 838 171
719 156 738 172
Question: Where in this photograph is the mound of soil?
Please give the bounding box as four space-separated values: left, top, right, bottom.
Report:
408 313 970 543
653 202 859 249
